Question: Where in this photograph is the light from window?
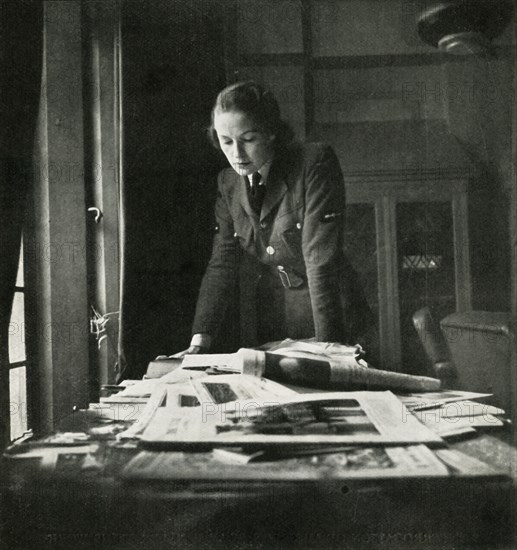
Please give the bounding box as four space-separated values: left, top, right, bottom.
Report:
9 292 26 363
10 367 27 440
8 240 29 441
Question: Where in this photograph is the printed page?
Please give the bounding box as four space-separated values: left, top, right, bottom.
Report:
190 374 297 405
120 444 448 481
140 389 443 449
397 390 493 411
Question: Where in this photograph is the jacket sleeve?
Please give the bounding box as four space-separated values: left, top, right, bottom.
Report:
191 172 241 336
302 145 347 343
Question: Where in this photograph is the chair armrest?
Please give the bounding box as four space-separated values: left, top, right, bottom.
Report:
440 311 513 410
413 307 454 380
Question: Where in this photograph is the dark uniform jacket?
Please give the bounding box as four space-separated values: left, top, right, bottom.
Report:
192 141 373 347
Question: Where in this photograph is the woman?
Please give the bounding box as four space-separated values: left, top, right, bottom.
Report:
177 81 374 356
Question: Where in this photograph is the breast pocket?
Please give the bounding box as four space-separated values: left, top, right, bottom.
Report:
280 222 303 259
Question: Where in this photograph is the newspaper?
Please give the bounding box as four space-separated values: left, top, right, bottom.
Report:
434 448 508 477
397 392 507 439
4 442 99 472
105 378 164 398
116 384 168 440
139 386 443 449
190 373 297 404
116 374 296 440
411 400 505 419
181 353 239 373
120 444 449 481
397 390 493 411
88 401 148 423
418 411 504 433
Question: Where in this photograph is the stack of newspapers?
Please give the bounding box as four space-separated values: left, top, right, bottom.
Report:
113 340 509 481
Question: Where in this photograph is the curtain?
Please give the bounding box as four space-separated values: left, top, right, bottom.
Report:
117 1 228 380
0 1 43 447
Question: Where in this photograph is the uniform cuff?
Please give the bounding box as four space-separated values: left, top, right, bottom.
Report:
190 333 212 349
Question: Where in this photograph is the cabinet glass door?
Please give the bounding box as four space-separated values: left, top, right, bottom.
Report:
396 201 456 375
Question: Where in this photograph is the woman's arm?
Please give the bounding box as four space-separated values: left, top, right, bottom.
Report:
191 172 241 339
302 145 347 342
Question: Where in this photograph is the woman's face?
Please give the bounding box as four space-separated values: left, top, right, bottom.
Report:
213 109 275 176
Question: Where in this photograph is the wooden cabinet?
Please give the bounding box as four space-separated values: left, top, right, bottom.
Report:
344 170 470 372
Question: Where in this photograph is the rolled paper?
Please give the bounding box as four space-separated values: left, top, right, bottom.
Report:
237 348 266 377
326 358 441 392
238 348 441 392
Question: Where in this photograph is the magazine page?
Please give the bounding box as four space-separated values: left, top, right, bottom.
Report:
140 390 443 449
434 449 508 477
120 444 448 481
397 390 493 411
116 384 168 440
4 443 99 473
118 374 296 440
107 378 164 398
190 374 297 405
181 353 240 373
410 400 505 420
159 365 210 384
418 411 504 432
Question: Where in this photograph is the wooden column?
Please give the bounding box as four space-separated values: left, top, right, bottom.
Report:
376 196 401 371
451 186 472 311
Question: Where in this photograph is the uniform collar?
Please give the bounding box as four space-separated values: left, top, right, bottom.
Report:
248 158 273 186
239 153 287 221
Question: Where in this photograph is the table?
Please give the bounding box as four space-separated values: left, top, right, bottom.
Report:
1 409 516 550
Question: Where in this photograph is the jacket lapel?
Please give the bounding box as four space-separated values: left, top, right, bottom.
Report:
238 175 256 218
236 158 288 221
260 161 287 221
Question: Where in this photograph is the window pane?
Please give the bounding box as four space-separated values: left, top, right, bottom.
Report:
10 367 28 440
9 292 26 363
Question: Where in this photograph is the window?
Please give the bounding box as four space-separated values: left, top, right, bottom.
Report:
8 239 30 442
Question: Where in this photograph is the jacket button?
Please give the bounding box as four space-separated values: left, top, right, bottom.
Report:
296 222 302 230
266 245 275 255
233 232 237 238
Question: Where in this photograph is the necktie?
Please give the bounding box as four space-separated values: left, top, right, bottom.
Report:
248 172 265 214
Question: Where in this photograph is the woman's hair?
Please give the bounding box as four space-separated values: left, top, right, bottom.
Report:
207 81 294 150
